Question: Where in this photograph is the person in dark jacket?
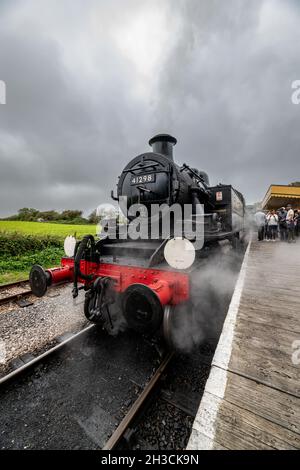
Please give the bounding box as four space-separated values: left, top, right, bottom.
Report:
294 210 299 237
278 207 287 241
286 204 295 243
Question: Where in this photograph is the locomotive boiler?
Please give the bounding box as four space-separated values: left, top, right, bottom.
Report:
29 134 245 347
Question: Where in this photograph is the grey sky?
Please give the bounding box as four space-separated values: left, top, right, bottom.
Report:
0 0 299 216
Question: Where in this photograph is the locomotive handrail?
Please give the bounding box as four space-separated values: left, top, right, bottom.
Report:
111 189 119 201
72 235 95 298
180 163 210 190
122 162 159 173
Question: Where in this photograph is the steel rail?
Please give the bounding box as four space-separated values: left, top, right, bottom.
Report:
103 350 174 450
0 324 95 386
0 279 29 289
0 290 32 306
0 279 31 306
0 280 70 306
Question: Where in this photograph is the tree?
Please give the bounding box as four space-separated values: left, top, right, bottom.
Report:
60 210 83 220
88 209 101 224
17 208 39 221
4 207 88 224
38 210 60 221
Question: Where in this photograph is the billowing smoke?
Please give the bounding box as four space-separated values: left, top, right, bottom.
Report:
169 242 244 352
104 298 127 337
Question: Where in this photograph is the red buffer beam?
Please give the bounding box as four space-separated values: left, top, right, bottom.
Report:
47 258 190 305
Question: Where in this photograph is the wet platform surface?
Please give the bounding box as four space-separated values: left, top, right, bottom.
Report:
188 239 300 450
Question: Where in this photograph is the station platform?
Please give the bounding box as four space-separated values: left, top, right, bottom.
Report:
188 238 300 450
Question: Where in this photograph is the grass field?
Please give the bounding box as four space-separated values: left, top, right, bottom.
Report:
0 220 97 284
0 247 65 284
0 220 96 238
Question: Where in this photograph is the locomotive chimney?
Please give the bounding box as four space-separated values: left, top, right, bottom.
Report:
149 134 177 160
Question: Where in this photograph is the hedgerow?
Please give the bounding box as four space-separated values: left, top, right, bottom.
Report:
0 247 64 273
0 232 63 257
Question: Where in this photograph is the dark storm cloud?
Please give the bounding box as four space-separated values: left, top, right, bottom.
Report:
0 0 154 215
0 0 299 216
153 0 300 201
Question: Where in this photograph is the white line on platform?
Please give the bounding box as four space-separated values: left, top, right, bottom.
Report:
187 239 252 450
213 240 251 371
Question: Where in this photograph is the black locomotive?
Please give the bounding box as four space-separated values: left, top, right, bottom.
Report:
111 133 244 241
29 134 245 347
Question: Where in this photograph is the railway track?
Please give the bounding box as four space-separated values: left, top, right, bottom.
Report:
104 351 175 450
0 326 166 449
0 279 32 306
0 319 215 450
0 279 70 307
0 250 242 449
0 324 95 385
0 275 229 449
104 347 214 450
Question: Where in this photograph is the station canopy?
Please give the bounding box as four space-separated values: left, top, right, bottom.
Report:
262 184 300 210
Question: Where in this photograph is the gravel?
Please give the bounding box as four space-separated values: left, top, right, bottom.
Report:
0 285 88 376
136 400 194 450
0 281 30 303
0 328 161 449
132 347 213 450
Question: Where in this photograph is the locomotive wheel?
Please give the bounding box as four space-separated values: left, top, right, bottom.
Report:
122 284 163 335
163 302 195 350
84 285 123 335
84 291 104 324
163 305 175 349
29 264 49 297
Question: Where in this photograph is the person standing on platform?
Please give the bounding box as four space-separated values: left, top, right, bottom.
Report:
265 211 270 240
254 209 266 241
294 210 299 237
286 204 295 243
278 207 287 241
266 209 278 241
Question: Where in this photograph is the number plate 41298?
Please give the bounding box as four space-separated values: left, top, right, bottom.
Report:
131 174 156 185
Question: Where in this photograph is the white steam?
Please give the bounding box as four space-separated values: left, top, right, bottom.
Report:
170 243 243 352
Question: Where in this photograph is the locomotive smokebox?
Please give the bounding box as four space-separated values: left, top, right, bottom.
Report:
149 133 177 161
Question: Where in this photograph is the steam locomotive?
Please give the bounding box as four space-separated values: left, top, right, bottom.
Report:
29 134 245 347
